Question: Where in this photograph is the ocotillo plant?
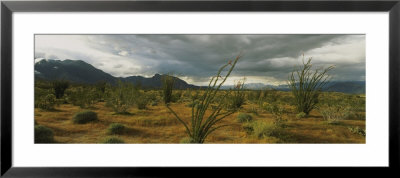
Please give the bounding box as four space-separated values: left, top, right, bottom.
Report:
162 75 175 104
226 79 246 111
166 54 242 143
288 55 334 116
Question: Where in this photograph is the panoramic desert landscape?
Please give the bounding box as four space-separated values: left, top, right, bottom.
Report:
34 34 366 144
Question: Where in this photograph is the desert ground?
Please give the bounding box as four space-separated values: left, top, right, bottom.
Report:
34 88 366 144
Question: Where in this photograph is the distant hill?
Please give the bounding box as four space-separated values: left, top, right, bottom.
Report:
35 59 116 84
222 81 365 94
35 59 199 89
324 81 365 94
35 59 365 93
121 74 199 89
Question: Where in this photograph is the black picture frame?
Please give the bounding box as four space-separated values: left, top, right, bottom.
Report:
1 0 399 177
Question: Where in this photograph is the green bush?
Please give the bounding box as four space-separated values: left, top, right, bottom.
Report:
35 125 54 143
237 113 253 123
52 80 69 99
348 126 366 136
296 112 307 119
135 93 150 110
252 121 276 138
248 121 283 139
318 104 351 124
262 102 287 127
107 123 126 135
37 94 57 110
73 111 98 124
102 137 124 144
68 87 98 108
106 80 137 113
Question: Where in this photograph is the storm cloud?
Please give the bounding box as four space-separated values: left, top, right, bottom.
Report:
35 34 365 85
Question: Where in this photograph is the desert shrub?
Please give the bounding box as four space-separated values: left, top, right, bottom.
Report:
52 80 70 99
245 121 282 139
288 56 334 115
166 54 242 143
102 137 124 144
226 80 246 110
35 125 54 143
68 87 98 108
262 103 287 127
37 94 57 110
237 113 253 123
296 112 307 119
106 80 137 113
162 75 175 104
318 104 351 124
244 121 290 142
348 126 366 136
107 123 126 135
135 92 150 110
35 87 53 107
73 111 98 124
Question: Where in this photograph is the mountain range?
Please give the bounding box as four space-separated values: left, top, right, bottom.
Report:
34 59 365 94
34 59 198 89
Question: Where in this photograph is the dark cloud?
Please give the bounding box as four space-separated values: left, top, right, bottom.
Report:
35 34 365 85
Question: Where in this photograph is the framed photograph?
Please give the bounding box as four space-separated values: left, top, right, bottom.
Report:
1 0 399 177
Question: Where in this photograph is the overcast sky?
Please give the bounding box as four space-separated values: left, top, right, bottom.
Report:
35 34 365 85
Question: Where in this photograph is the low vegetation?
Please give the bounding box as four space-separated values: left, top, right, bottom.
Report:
73 111 98 124
107 123 126 135
237 113 253 123
105 81 137 114
35 125 54 143
102 136 125 143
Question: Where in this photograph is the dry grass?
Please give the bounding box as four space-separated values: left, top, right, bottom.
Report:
34 92 366 144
